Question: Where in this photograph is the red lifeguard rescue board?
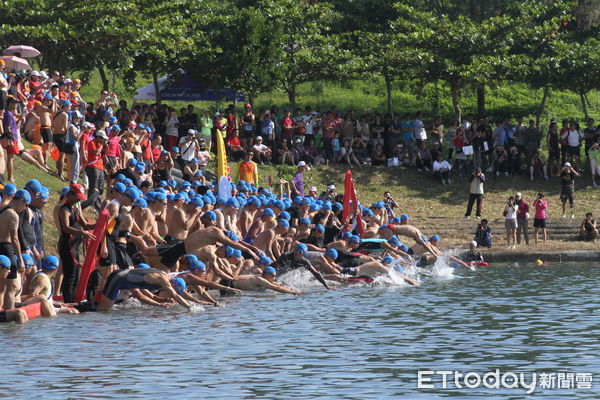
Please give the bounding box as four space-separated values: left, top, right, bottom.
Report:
75 208 110 303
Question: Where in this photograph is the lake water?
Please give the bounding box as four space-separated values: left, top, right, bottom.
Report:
1 261 598 399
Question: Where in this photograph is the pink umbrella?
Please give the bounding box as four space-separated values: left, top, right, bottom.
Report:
0 56 32 70
3 45 41 58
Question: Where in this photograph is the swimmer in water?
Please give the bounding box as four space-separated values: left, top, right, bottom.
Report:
220 265 303 295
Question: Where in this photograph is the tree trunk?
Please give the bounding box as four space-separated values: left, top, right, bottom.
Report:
152 70 161 104
288 83 297 111
450 83 461 123
98 65 109 91
385 74 393 116
476 85 485 119
535 86 550 129
580 92 589 120
248 93 254 108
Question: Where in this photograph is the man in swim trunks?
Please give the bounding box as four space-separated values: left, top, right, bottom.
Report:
325 253 417 286
98 266 192 311
270 243 334 289
0 254 28 323
221 266 303 295
378 220 442 256
0 186 25 310
33 95 56 168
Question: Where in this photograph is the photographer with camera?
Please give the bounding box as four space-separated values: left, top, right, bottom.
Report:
464 167 485 219
178 129 199 164
474 219 492 248
559 162 580 218
533 193 548 245
503 196 518 249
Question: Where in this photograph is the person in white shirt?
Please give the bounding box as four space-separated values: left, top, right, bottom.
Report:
414 111 427 144
503 196 519 249
560 121 584 170
252 136 272 165
432 154 452 185
178 129 199 162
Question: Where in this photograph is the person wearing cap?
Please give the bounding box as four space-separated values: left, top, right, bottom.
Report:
182 157 200 182
251 136 272 165
0 255 29 323
338 256 417 286
379 221 442 257
301 224 327 250
270 244 333 290
32 95 55 167
0 187 25 310
154 147 175 183
290 161 309 197
21 255 77 314
220 265 303 295
464 167 486 219
179 129 199 164
85 129 108 209
164 107 180 150
236 151 258 186
251 217 291 261
57 184 96 302
166 195 203 242
29 185 49 267
98 266 192 311
66 110 84 184
559 161 579 218
514 193 530 245
50 98 72 180
319 184 337 202
561 121 584 170
238 195 261 238
460 241 484 264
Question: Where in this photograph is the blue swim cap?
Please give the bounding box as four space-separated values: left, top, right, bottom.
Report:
232 249 242 258
430 235 440 242
172 277 186 294
184 254 198 265
136 263 151 269
421 235 428 243
167 178 177 188
389 236 401 246
202 211 217 221
293 196 303 205
224 246 235 257
158 180 168 188
123 178 133 187
39 186 50 200
190 197 204 208
342 232 353 240
3 183 17 196
108 116 117 123
60 187 70 198
350 235 361 244
133 198 147 208
258 255 272 265
333 202 343 211
301 198 311 206
0 255 11 268
382 256 394 265
321 203 332 211
112 124 121 131
263 266 277 276
112 182 126 194
295 243 308 254
42 255 60 270
225 230 238 241
299 217 311 225
127 158 138 167
25 179 43 195
274 200 285 210
315 224 325 233
137 123 146 130
171 147 180 153
189 260 206 271
279 211 291 220
400 214 409 221
393 265 405 274
325 248 338 260
226 198 240 209
399 244 409 252
123 188 140 201
262 208 275 217
392 217 401 224
15 189 32 204
135 163 145 173
174 193 189 203
278 219 290 228
193 170 203 178
363 209 374 217
181 181 191 189
21 253 34 268
154 192 167 203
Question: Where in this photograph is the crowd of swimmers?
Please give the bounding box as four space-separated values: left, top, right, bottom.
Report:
0 176 485 324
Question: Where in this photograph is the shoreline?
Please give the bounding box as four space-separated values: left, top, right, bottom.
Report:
481 250 600 263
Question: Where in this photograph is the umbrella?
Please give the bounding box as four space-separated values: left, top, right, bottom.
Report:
3 45 41 58
0 56 32 70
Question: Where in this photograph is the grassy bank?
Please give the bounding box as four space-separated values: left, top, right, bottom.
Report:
76 70 600 124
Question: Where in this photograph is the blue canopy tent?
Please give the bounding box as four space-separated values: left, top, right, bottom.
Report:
134 70 244 102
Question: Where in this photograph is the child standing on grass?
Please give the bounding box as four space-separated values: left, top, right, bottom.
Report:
332 132 342 163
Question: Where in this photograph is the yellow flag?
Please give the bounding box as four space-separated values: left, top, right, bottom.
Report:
216 131 228 179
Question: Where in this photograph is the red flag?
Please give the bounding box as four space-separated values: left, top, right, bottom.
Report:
342 170 364 236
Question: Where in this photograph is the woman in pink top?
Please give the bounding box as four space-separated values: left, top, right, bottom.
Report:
533 192 548 244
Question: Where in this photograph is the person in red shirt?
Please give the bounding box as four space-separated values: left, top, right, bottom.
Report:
514 192 530 245
85 130 108 210
226 129 244 161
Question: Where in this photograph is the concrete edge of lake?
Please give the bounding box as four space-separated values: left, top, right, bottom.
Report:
483 250 600 263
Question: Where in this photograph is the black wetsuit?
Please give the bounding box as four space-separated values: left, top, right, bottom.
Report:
271 252 329 288
18 207 36 252
58 204 84 303
103 268 163 301
108 206 133 269
335 249 367 268
0 206 18 279
302 235 324 248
